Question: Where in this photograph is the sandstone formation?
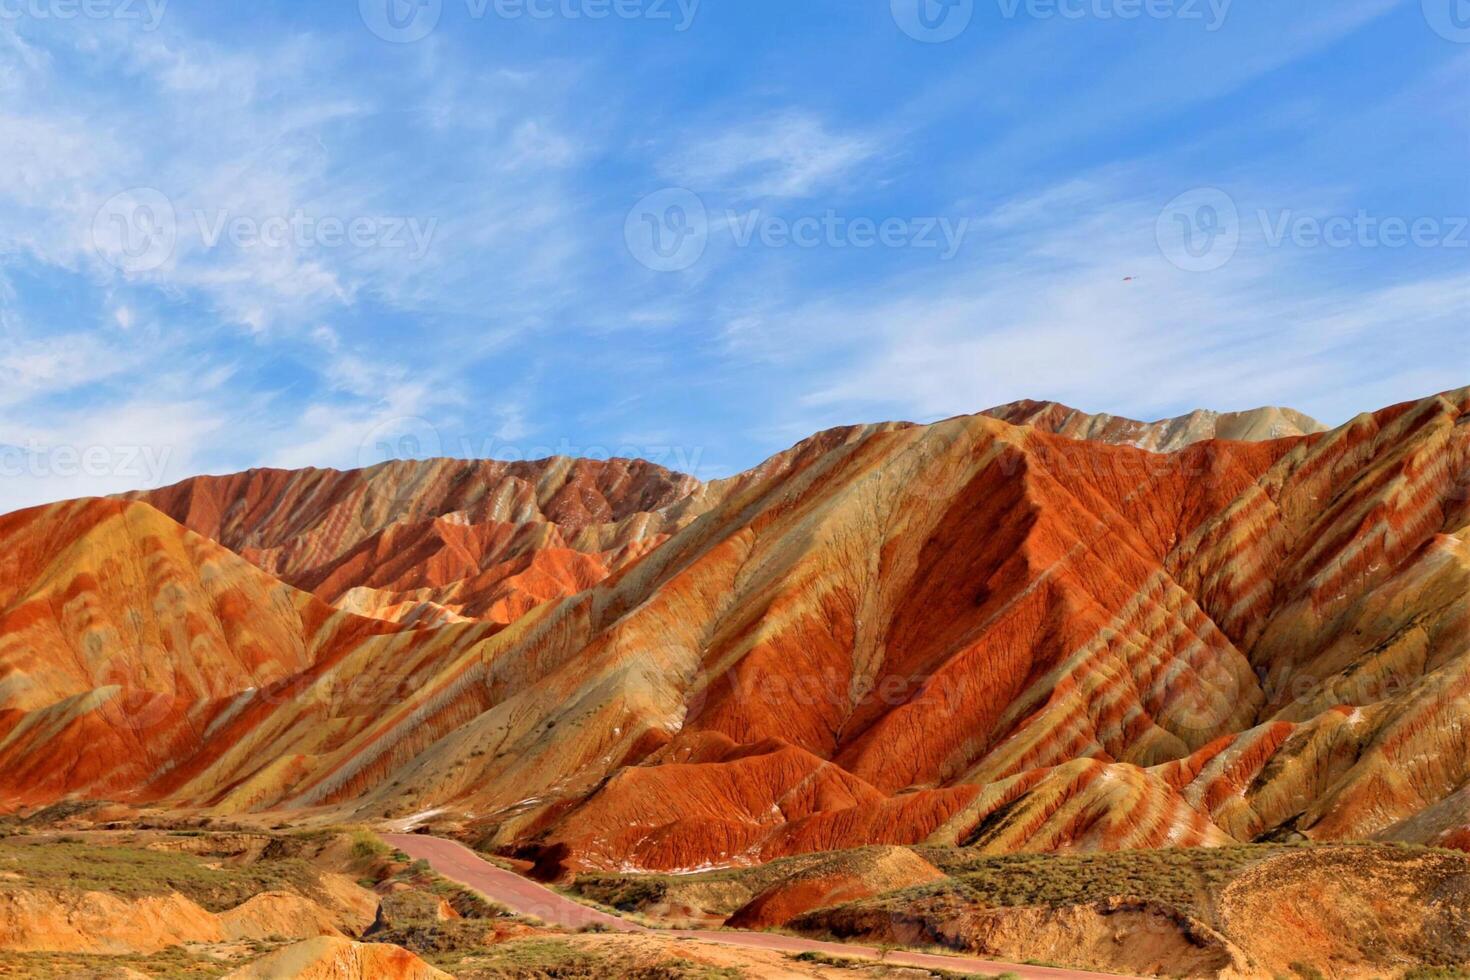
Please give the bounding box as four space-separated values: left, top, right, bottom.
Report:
128 457 702 626
726 846 947 929
2 388 1467 880
220 936 452 980
799 893 1249 979
985 400 1329 451
0 497 498 809
0 887 355 955
0 888 224 954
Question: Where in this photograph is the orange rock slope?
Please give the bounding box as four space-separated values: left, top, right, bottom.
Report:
2 389 1467 875
128 458 702 626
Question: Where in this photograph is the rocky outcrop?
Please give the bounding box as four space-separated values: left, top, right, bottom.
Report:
220 937 451 979
985 399 1328 451
1214 846 1470 977
0 887 352 955
726 846 946 929
127 457 702 626
0 889 222 954
218 892 350 941
366 890 461 934
0 497 498 809
795 893 1250 979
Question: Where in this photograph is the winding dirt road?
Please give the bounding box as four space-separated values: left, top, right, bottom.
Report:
383 834 1139 980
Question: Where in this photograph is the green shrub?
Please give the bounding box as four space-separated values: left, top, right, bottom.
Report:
349 831 389 861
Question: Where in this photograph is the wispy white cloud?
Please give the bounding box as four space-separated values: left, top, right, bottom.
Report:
0 0 1459 518
0 334 140 408
663 112 880 200
0 392 231 514
735 171 1470 429
0 13 605 512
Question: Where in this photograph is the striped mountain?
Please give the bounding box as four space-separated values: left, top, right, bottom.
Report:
0 390 1466 874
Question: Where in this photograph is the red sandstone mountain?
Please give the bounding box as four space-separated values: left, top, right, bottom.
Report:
2 389 1468 874
127 458 702 626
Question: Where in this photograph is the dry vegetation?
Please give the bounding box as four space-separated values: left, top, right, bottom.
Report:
422 937 742 979
905 842 1322 914
566 848 885 916
3 821 1467 979
0 825 545 978
566 843 1297 920
0 834 322 911
563 840 1470 979
0 945 244 978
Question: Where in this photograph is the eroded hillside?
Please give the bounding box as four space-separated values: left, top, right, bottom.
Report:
2 390 1467 878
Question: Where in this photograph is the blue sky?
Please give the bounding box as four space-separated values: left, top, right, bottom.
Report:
1 0 1467 511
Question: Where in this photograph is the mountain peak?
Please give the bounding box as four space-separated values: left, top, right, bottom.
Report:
982 399 1328 452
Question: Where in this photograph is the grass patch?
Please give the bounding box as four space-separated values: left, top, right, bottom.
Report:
0 943 257 978
0 836 320 912
350 830 391 861
567 843 1324 920
1288 964 1327 980
570 874 671 912
567 848 894 916
426 936 744 979
906 843 1322 916
383 858 515 919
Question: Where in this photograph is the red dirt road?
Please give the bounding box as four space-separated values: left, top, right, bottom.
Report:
383 834 1139 980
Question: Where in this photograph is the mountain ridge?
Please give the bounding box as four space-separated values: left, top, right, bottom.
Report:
1 386 1465 877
